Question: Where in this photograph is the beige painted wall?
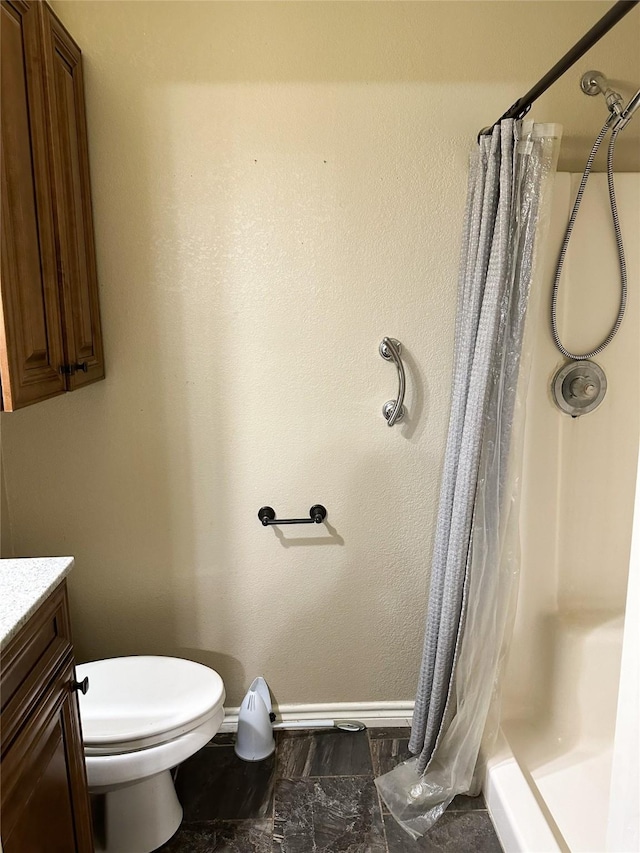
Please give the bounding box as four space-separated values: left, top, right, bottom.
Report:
0 452 13 558
2 1 639 706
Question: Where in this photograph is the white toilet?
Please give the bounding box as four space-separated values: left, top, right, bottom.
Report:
76 655 225 853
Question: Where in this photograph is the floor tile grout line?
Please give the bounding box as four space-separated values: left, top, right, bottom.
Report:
369 728 391 852
276 773 374 781
276 773 378 781
448 808 489 813
376 786 390 853
180 818 274 825
367 727 377 778
272 741 277 842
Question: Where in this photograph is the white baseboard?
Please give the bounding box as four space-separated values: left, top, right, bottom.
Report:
220 700 414 732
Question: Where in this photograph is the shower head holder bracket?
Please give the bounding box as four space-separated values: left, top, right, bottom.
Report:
580 70 624 116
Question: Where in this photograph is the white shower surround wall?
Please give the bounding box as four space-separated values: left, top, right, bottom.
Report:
486 173 639 852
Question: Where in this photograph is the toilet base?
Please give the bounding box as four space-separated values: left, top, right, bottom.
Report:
96 770 183 853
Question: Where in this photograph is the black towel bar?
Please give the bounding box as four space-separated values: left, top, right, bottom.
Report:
258 505 327 526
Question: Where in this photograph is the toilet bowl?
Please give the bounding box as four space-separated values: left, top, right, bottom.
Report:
76 655 225 853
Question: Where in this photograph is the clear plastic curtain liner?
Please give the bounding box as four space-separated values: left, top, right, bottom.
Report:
375 119 561 839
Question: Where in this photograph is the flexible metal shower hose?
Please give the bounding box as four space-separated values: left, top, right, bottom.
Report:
551 117 628 360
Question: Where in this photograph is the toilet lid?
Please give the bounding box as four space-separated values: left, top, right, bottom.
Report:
77 656 225 748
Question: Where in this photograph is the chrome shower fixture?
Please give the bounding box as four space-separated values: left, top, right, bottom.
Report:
580 70 625 116
616 89 640 129
580 71 640 129
552 71 637 362
552 360 607 417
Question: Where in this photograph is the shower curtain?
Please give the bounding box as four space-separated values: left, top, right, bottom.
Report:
376 119 561 838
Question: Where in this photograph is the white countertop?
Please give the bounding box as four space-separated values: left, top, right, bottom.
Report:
0 557 74 649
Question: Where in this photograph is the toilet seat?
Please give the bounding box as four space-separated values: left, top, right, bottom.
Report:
83 709 224 789
77 655 225 754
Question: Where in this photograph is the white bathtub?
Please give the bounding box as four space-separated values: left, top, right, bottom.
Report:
486 612 625 852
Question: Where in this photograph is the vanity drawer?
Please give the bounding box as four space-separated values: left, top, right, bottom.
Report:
1 581 73 752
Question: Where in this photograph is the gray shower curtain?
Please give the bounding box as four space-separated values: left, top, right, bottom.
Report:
375 119 561 838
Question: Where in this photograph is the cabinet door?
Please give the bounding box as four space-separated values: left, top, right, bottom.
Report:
0 0 66 410
41 4 104 389
1 657 93 853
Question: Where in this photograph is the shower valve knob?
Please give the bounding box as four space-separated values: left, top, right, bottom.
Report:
553 361 606 417
570 378 597 399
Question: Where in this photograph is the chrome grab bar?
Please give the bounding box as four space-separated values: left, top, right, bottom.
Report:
379 337 406 426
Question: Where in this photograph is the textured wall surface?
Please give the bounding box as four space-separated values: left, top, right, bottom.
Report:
1 2 639 706
0 462 12 558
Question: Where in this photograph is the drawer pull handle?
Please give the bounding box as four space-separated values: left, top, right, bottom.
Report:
72 676 89 694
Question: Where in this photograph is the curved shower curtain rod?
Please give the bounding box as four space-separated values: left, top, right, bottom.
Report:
479 0 639 138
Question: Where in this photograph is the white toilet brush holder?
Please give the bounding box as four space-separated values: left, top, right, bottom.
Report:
235 676 276 762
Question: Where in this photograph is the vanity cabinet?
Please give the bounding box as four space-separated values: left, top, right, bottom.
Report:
0 580 93 852
0 0 104 411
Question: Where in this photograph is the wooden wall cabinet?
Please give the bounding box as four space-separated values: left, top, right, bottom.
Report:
0 0 104 411
1 581 93 852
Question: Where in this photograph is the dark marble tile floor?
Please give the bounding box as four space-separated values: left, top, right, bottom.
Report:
157 727 504 852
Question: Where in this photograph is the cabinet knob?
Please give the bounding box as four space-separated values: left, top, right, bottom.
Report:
72 676 89 694
60 362 89 375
